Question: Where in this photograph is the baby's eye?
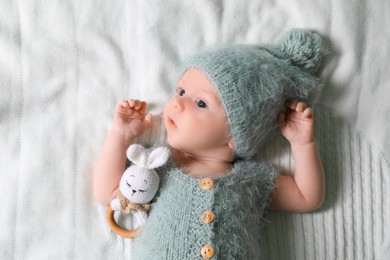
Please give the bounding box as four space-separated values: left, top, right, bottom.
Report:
196 99 207 109
178 88 185 96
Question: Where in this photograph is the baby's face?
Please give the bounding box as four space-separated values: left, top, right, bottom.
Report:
163 68 230 155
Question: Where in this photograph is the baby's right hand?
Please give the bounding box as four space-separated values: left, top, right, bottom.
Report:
111 99 152 141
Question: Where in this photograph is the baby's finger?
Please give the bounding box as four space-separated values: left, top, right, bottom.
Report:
144 113 153 126
277 111 285 123
287 100 298 110
277 112 287 128
119 99 131 108
296 102 307 112
302 107 313 119
134 100 142 110
128 99 136 107
139 101 148 114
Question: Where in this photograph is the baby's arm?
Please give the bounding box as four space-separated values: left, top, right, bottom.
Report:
93 99 152 206
268 100 325 212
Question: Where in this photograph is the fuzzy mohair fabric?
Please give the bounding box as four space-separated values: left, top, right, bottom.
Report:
179 28 326 159
132 156 276 259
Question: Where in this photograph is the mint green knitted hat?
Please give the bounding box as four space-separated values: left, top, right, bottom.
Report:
180 29 326 159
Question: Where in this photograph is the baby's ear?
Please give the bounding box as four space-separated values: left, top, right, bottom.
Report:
146 147 170 169
228 139 235 150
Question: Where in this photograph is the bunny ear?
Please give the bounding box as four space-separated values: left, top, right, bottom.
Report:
146 146 170 169
126 144 147 166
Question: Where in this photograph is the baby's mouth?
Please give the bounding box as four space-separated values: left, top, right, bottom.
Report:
168 118 177 128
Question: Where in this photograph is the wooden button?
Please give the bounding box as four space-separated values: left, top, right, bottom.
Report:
201 210 215 224
200 178 214 190
200 244 215 259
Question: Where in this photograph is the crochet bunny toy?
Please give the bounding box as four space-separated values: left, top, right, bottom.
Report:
106 144 170 238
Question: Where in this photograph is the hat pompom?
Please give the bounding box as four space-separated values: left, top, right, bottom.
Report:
279 29 326 74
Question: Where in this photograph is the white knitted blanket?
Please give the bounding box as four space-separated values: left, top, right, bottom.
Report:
0 1 389 259
260 105 390 259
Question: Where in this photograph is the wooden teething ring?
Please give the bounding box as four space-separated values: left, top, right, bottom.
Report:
106 206 140 238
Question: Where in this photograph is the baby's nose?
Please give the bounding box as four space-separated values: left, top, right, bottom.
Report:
173 98 184 112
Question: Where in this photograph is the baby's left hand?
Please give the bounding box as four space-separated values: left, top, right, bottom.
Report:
278 100 314 145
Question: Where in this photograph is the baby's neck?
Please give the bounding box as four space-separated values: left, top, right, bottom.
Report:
172 149 233 178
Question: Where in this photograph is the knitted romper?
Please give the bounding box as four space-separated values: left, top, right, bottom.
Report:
132 156 276 259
